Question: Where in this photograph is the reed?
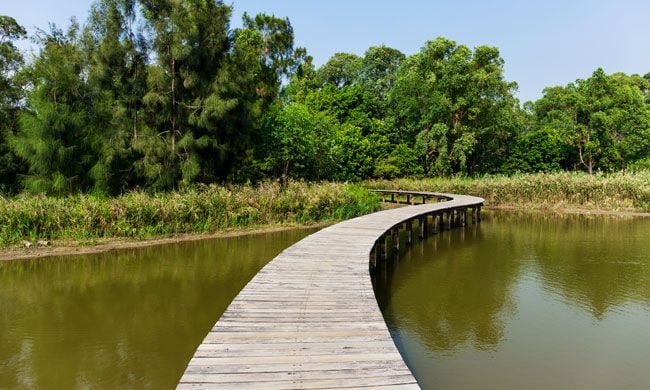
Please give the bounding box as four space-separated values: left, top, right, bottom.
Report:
367 171 650 212
0 181 380 247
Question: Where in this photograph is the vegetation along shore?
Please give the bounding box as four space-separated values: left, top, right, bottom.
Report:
0 182 379 250
0 1 648 253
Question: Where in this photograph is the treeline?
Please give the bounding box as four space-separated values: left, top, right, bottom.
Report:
1 1 649 195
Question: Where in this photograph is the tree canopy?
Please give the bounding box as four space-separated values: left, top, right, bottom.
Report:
0 2 648 195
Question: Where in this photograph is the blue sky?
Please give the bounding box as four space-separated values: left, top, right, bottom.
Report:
2 0 649 102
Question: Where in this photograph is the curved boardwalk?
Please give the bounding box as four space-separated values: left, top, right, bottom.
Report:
178 191 484 389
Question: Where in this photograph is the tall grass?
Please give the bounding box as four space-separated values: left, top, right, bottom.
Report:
0 182 380 247
367 171 650 212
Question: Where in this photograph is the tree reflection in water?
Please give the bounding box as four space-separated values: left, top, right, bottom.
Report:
375 211 650 389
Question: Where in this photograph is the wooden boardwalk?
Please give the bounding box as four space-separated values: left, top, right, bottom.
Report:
178 191 484 389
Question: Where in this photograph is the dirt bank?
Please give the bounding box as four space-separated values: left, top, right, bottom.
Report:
0 223 331 262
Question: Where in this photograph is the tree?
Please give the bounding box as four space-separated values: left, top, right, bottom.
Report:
138 0 254 188
14 23 98 194
316 52 361 88
373 143 422 179
259 103 335 185
415 123 450 175
84 0 148 194
358 45 404 111
0 15 27 193
242 12 306 101
533 68 650 173
504 127 570 173
389 37 520 175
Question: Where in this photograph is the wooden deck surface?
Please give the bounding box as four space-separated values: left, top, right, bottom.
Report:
178 192 484 389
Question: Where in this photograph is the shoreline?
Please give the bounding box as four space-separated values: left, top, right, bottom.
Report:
1 205 648 262
0 222 332 262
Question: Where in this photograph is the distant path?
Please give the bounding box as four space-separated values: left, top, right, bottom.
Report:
178 191 484 389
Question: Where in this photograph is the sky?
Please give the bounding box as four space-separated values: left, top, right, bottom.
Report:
2 0 649 103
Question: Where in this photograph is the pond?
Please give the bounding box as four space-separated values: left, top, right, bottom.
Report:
2 212 648 389
0 229 315 389
374 211 650 389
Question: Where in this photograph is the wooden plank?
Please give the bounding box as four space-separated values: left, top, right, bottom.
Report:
178 191 484 389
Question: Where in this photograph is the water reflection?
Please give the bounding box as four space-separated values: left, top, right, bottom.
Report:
375 211 650 389
376 224 524 352
0 229 313 389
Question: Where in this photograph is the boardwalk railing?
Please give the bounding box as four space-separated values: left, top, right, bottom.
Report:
178 190 484 389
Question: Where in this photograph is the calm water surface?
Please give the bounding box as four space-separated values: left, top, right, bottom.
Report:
375 211 650 389
0 229 314 389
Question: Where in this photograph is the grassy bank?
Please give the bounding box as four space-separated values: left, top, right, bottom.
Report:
367 171 650 212
0 182 380 248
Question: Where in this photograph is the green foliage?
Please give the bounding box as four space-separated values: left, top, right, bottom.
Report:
316 52 361 88
258 103 336 184
533 68 650 174
367 171 650 212
504 127 570 173
84 0 148 194
13 24 98 195
373 143 423 179
0 181 380 246
0 15 27 193
0 1 648 201
358 45 405 108
388 37 522 175
242 12 306 101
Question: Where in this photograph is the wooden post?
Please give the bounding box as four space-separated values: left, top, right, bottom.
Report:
419 216 426 239
392 226 400 253
422 195 426 204
406 220 413 245
390 193 395 203
477 206 482 222
379 235 387 260
370 245 377 269
460 208 466 227
406 194 411 205
471 207 477 224
447 211 453 229
431 213 438 234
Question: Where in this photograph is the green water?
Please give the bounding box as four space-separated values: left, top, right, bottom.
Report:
375 211 650 389
0 229 314 389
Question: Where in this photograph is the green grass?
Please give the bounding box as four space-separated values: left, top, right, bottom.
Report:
0 181 380 247
366 171 650 212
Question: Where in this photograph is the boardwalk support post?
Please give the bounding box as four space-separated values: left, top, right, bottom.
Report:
419 215 427 239
392 226 400 254
406 220 413 245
